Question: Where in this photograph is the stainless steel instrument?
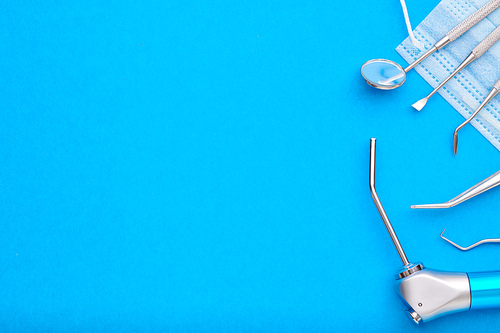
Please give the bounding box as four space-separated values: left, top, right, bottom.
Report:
360 0 500 90
453 77 500 155
369 138 500 324
441 228 500 251
411 170 500 209
412 24 500 111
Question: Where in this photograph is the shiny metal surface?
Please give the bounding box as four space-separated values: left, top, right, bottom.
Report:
434 35 452 51
412 53 476 111
397 263 424 279
404 44 440 72
441 228 500 251
360 59 406 90
360 41 443 90
453 87 499 155
367 138 500 324
360 0 500 90
469 271 500 309
406 309 422 325
369 138 409 266
411 170 500 209
397 269 471 322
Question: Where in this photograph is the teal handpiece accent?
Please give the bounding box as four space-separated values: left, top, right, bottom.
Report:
468 271 500 309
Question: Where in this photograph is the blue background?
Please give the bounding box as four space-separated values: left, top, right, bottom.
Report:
2 0 500 331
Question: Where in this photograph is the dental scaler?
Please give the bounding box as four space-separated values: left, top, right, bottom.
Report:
369 138 500 324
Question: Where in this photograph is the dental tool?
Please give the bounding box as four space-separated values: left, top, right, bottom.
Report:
412 24 500 111
453 78 500 155
369 138 500 324
361 0 500 90
411 170 500 209
441 228 500 251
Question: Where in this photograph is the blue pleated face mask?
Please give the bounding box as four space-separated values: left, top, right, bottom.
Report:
396 0 500 151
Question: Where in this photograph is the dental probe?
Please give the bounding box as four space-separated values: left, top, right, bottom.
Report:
441 229 500 251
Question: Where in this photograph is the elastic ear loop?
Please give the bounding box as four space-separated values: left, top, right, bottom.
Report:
400 0 425 50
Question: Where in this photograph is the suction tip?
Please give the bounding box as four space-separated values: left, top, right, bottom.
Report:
453 130 459 156
412 97 428 111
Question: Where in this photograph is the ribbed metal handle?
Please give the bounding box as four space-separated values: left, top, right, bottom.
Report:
472 25 500 58
447 0 500 42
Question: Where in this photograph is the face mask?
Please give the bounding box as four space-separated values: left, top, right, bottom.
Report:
396 0 500 151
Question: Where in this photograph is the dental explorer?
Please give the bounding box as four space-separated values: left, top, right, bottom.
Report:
369 138 500 324
411 170 500 209
361 0 500 90
441 229 500 251
412 24 500 111
453 77 500 155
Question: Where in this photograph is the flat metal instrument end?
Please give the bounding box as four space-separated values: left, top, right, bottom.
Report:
412 97 428 111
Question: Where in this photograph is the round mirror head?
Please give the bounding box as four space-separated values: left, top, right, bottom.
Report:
361 59 406 90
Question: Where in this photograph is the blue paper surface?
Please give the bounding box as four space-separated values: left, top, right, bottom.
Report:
1 0 500 331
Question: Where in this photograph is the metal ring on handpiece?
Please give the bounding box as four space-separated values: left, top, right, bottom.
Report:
397 263 425 279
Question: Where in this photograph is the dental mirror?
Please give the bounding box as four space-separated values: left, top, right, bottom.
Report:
361 59 406 90
361 42 441 90
360 0 500 90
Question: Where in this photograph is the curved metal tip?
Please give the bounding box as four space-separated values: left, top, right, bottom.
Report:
412 97 428 111
440 228 500 251
453 130 459 156
440 228 467 251
440 228 466 251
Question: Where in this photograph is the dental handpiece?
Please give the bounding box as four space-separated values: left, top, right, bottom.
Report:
412 24 500 111
369 138 500 324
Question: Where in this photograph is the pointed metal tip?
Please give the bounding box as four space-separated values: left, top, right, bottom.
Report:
412 97 428 111
440 228 446 237
410 203 450 209
453 131 458 156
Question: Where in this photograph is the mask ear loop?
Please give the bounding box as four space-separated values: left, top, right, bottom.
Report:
400 0 425 50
